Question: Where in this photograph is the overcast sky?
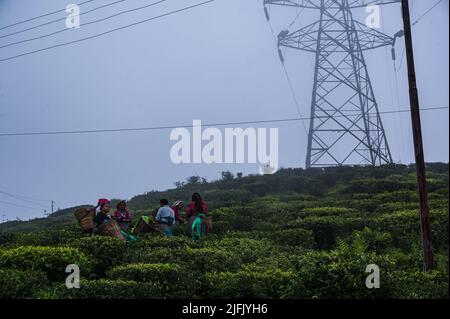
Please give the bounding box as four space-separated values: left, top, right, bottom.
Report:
0 0 448 221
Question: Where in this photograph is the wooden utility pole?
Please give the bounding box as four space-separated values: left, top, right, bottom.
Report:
401 0 433 271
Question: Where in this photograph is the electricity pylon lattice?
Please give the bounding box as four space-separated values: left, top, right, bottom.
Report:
265 0 399 168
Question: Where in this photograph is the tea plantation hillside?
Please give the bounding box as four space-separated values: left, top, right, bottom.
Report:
0 163 448 299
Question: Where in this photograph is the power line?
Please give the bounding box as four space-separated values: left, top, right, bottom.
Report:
0 0 96 32
0 0 127 40
0 0 214 63
413 0 445 26
0 195 50 210
0 199 49 211
266 15 309 135
281 62 309 135
0 189 52 202
0 106 447 137
286 7 305 30
396 0 440 72
0 190 52 210
0 0 167 50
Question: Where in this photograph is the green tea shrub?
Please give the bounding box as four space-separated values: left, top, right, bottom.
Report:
232 228 315 249
13 227 84 247
205 269 295 298
283 176 308 193
74 237 128 276
344 178 416 194
243 182 270 197
108 263 194 298
129 247 192 266
0 232 18 247
374 209 448 250
211 221 231 236
301 207 357 217
206 237 275 264
388 270 449 299
288 243 396 298
270 228 315 248
185 247 241 273
59 279 153 299
0 246 92 281
204 189 255 206
0 269 47 298
293 215 366 249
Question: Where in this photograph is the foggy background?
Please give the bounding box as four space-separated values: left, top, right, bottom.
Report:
0 0 448 221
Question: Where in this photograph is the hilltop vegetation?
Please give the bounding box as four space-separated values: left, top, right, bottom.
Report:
0 163 448 299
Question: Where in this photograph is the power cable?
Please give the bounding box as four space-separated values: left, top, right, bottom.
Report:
0 0 167 50
412 0 445 26
397 0 445 71
0 0 127 40
0 0 214 62
266 12 309 135
0 199 48 211
0 189 52 202
0 0 96 31
0 106 447 137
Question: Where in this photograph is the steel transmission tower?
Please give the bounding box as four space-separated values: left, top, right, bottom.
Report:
264 0 400 168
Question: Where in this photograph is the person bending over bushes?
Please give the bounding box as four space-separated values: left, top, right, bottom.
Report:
170 200 185 225
155 199 176 237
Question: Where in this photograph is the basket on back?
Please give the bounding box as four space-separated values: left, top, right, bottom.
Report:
204 216 213 233
96 219 124 240
74 208 95 233
133 216 156 235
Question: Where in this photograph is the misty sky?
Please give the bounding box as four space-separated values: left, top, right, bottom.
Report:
0 0 448 221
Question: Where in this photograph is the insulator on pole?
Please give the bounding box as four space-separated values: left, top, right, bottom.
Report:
392 29 405 46
278 48 285 63
264 6 270 21
391 47 396 61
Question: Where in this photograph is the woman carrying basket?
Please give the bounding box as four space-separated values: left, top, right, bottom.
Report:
93 198 111 234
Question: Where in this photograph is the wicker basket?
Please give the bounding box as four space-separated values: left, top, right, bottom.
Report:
74 208 95 233
204 216 213 233
133 217 156 235
96 219 124 240
155 223 169 235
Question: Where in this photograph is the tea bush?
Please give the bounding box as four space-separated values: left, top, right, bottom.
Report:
59 279 153 299
0 164 447 299
108 263 194 298
0 246 92 281
0 269 48 299
205 269 296 298
74 237 128 276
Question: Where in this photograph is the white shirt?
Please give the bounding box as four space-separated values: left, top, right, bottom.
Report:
156 205 175 222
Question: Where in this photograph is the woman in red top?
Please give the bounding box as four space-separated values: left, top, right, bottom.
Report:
186 192 209 240
185 192 208 218
113 200 133 231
